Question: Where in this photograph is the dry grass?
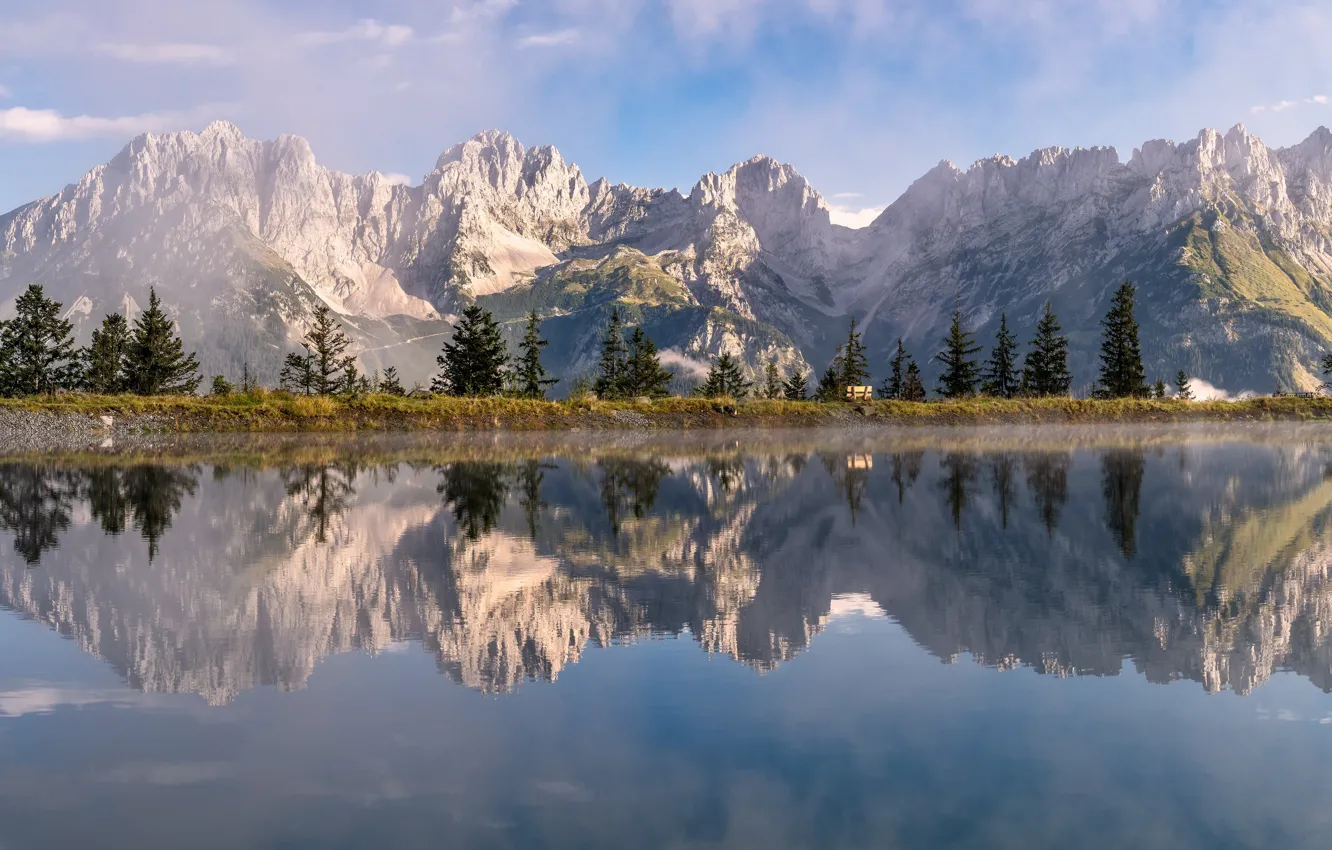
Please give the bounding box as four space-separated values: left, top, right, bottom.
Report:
5 392 1332 433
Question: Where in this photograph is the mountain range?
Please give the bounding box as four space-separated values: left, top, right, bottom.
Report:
4 121 1332 392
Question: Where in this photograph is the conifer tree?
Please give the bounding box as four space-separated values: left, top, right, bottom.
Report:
298 305 353 395
936 304 982 398
280 348 315 395
1152 378 1167 399
1021 302 1072 397
84 313 131 394
593 308 629 400
837 318 871 388
625 327 672 398
434 304 509 396
341 359 363 396
762 359 783 399
1175 370 1194 401
880 339 908 400
1095 281 1149 399
211 375 234 396
123 288 201 395
696 352 752 399
980 313 1020 398
783 368 808 400
514 310 559 400
0 284 80 397
816 363 841 402
902 359 927 401
378 366 405 396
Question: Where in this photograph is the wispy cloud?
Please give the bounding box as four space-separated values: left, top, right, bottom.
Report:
0 83 10 99
377 171 413 185
1251 94 1329 114
517 29 580 48
97 42 235 66
0 105 220 142
297 19 414 48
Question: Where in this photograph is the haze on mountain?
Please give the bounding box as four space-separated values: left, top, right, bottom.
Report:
4 121 1332 392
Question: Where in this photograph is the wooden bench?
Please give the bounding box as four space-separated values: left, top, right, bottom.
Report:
844 386 874 402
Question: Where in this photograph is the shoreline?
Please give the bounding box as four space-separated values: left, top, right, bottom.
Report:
5 394 1332 456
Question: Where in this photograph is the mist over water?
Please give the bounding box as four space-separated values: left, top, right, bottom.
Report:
3 428 1332 849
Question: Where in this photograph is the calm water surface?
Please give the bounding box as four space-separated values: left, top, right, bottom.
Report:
3 428 1332 849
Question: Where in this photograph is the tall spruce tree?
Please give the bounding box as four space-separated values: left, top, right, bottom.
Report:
84 313 130 394
880 339 908 400
625 327 672 398
123 288 201 395
378 366 405 396
936 304 982 398
594 308 629 400
980 313 1020 398
1175 370 1194 401
783 367 808 400
280 348 315 395
434 304 509 396
300 305 353 395
837 318 871 388
514 310 558 400
902 358 927 401
1095 281 1149 399
0 284 79 397
1021 301 1072 397
697 352 752 399
762 359 782 399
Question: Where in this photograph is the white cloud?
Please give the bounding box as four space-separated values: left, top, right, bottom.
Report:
828 203 885 228
659 348 712 379
1250 94 1329 114
97 42 235 66
378 171 413 185
298 19 414 48
518 29 581 48
0 83 10 99
450 0 520 25
0 105 219 142
831 191 862 199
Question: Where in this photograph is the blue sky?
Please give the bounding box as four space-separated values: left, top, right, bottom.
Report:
2 0 1331 224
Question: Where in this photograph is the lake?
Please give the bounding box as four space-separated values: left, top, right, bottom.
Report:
2 427 1331 849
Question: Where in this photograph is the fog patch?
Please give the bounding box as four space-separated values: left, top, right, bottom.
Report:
659 348 711 379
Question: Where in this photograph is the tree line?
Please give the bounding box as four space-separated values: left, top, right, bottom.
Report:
0 284 201 398
0 280 1195 402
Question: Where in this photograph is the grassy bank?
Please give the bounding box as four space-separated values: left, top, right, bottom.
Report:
6 391 1332 432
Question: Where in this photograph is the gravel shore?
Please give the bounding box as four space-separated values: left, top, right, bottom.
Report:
0 410 176 455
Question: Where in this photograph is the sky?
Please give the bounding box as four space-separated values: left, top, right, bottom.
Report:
1 0 1331 224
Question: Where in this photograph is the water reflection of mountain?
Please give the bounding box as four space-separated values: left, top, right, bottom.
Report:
2 437 1332 701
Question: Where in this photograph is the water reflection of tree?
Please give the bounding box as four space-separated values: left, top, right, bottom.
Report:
1024 453 1070 536
438 462 510 541
88 466 200 560
516 459 555 539
891 452 923 504
1101 449 1146 559
600 459 669 536
282 463 359 544
939 453 980 531
989 453 1019 530
0 464 83 565
820 455 870 524
706 456 746 492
